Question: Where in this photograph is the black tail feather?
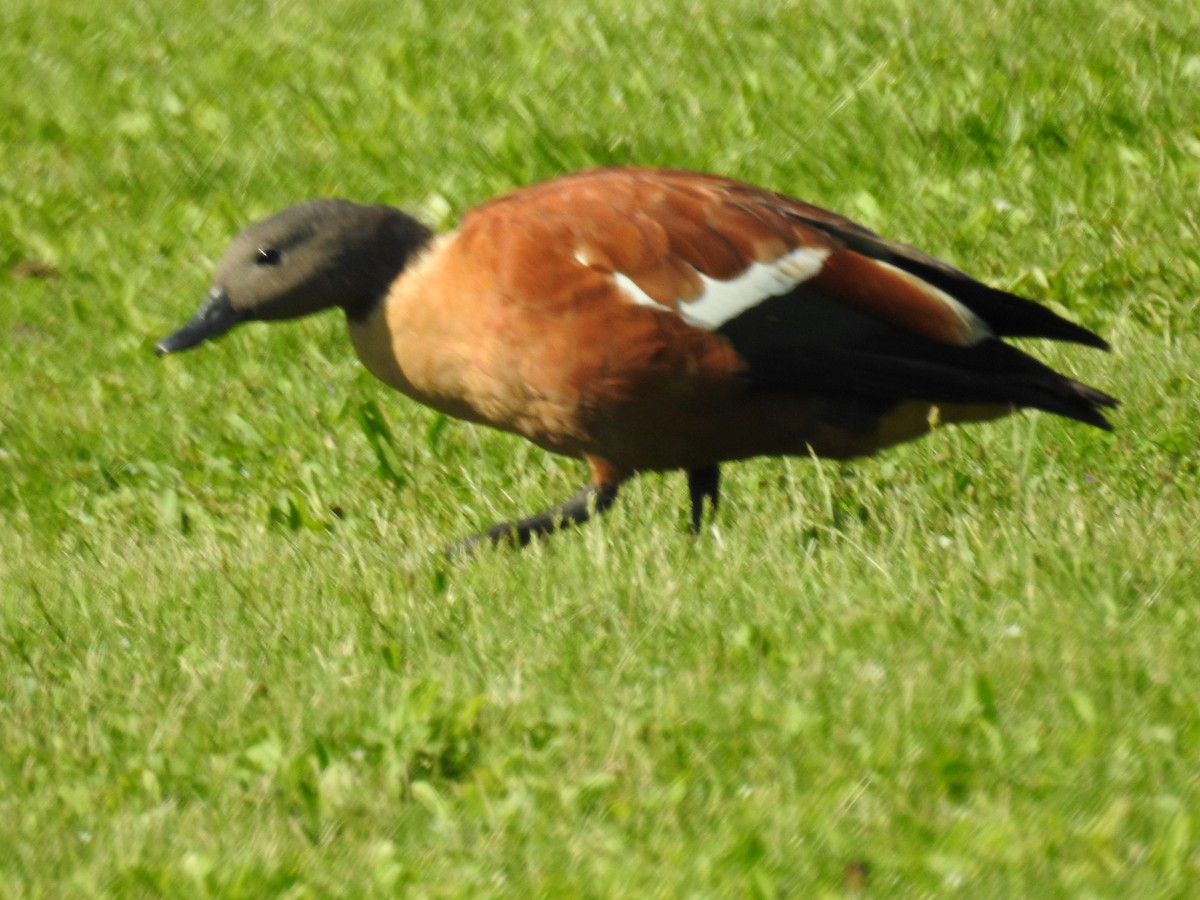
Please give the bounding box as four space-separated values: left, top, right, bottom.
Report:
746 337 1118 431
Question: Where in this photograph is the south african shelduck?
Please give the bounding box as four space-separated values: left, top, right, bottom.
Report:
156 167 1116 551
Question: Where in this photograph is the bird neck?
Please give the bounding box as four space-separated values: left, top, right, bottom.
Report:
341 210 436 324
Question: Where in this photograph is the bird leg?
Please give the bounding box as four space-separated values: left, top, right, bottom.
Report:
447 482 620 557
686 465 721 534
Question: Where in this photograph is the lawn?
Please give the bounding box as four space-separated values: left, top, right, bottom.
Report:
2 0 1199 894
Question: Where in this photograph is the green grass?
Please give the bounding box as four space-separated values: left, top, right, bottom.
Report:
3 0 1199 894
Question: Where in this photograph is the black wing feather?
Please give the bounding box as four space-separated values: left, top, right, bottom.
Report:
718 288 1118 430
770 204 1110 350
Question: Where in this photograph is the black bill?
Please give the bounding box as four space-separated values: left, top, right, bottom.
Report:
155 287 246 356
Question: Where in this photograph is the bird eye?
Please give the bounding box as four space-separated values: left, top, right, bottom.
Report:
256 247 282 266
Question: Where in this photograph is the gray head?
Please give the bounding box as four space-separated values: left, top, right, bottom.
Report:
156 199 433 355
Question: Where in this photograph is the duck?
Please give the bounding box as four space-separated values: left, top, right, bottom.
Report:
156 166 1116 551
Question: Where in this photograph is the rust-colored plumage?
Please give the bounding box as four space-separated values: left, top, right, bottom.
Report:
156 167 1116 550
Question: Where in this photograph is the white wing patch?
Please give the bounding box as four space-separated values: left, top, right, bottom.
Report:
681 248 830 330
606 247 993 345
611 271 666 311
608 247 831 330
